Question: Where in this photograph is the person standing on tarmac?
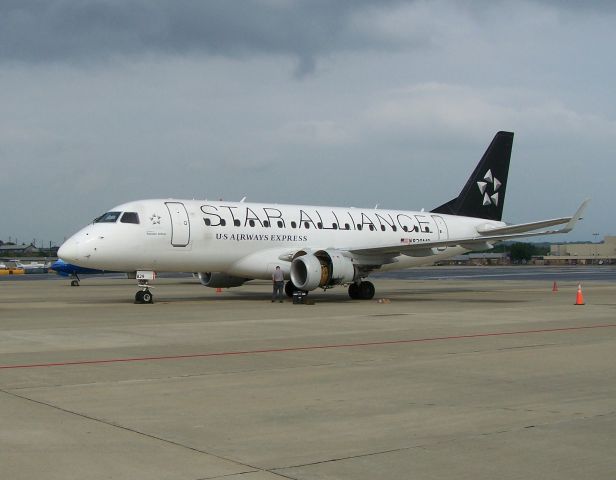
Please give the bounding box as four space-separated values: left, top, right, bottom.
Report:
272 266 285 303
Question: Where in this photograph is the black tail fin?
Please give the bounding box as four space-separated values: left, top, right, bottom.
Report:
431 131 513 221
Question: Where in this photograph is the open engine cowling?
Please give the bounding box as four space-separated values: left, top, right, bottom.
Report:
290 250 356 291
198 272 250 288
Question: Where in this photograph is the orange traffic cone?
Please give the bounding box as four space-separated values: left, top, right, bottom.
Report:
552 281 558 292
574 284 585 305
216 287 222 294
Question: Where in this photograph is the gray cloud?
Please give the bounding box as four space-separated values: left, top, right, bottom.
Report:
2 0 613 77
0 0 410 75
4 0 615 62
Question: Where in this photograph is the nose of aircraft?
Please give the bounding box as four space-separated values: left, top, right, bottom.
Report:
57 238 80 264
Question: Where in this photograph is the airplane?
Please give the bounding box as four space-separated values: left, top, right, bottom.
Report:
49 258 115 286
58 131 588 304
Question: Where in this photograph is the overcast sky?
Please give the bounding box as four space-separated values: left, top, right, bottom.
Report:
1 0 614 245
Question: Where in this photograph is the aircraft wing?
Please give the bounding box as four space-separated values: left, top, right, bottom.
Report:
349 200 589 258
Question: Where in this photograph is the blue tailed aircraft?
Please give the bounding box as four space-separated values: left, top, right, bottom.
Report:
50 259 114 286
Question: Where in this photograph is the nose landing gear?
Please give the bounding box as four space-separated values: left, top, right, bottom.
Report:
134 271 156 304
135 281 154 304
135 289 153 304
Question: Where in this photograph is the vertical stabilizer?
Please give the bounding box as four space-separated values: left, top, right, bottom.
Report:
431 131 513 221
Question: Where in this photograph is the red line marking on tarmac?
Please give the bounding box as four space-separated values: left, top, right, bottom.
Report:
2 323 616 370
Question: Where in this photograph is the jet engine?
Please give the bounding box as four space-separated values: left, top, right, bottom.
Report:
290 250 356 291
198 272 250 288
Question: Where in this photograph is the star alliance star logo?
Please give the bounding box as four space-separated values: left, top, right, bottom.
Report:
150 214 162 225
477 169 501 207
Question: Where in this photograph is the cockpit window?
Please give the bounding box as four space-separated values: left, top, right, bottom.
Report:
94 211 122 223
120 212 140 224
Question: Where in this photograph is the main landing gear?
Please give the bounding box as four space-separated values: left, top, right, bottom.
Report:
348 281 375 300
70 273 80 287
285 280 299 298
286 279 375 300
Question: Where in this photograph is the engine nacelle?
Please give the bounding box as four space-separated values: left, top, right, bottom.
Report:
290 250 356 291
198 272 250 288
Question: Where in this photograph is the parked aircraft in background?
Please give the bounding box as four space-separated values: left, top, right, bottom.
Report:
58 132 588 303
0 260 48 273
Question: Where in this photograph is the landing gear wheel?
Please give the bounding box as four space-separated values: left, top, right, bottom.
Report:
135 290 154 304
142 291 153 303
285 280 298 298
348 281 375 300
359 281 375 300
70 280 79 287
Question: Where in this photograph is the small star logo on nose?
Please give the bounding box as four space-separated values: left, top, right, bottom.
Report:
477 169 501 206
150 214 161 224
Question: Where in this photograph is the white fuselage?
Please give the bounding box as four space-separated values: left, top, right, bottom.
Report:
58 199 505 279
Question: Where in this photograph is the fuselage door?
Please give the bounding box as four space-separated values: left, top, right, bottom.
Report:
165 202 191 247
431 215 449 251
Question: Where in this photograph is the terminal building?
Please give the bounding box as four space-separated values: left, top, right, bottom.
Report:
545 236 616 265
0 243 41 256
0 243 59 257
437 236 616 266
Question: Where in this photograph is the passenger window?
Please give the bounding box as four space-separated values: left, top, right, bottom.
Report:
121 212 140 224
95 211 122 223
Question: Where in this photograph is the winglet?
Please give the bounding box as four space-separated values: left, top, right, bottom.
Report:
560 199 590 233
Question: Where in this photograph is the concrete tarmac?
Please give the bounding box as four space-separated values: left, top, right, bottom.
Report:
1 276 615 479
